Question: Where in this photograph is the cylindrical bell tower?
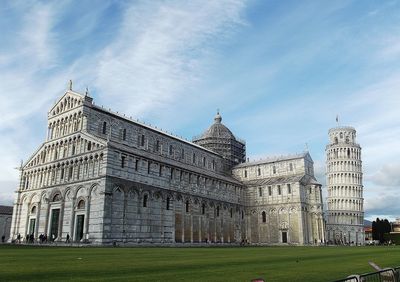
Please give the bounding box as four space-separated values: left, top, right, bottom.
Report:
325 126 364 245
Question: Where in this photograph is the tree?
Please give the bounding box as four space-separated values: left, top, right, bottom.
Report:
372 218 380 241
372 218 392 243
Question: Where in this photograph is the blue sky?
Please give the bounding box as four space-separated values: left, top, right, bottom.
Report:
1 0 400 221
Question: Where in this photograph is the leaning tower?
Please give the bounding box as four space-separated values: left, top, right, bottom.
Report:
326 126 364 245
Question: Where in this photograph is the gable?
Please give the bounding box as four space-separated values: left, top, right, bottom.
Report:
304 152 313 163
48 90 85 118
23 131 107 169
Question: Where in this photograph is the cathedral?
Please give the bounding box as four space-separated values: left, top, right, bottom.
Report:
9 85 326 245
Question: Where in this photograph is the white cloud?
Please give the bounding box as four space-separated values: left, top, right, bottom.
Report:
0 181 18 206
19 3 56 67
365 193 400 220
0 2 71 205
366 163 400 187
93 0 246 118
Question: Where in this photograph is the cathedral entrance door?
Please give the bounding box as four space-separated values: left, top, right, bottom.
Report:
282 231 288 243
75 215 84 242
50 209 60 241
29 218 36 235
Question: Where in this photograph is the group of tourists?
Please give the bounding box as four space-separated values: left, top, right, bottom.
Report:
12 233 73 244
13 233 60 244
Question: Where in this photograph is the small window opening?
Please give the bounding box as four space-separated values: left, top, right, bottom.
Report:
143 195 148 207
121 156 126 168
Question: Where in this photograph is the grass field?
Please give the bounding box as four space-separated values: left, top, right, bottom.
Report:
0 245 399 281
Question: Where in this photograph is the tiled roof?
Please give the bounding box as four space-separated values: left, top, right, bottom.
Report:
239 174 320 186
0 205 13 215
234 152 309 168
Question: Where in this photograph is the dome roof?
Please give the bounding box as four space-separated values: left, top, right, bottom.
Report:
198 111 236 140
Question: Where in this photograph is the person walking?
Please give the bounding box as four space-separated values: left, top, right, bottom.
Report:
66 234 70 243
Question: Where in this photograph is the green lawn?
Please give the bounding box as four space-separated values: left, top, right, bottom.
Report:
0 245 399 281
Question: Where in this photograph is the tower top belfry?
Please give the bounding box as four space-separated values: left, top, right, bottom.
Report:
328 126 357 145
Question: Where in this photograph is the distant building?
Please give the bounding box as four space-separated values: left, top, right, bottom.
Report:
9 86 325 245
325 126 365 245
391 218 400 234
364 220 372 241
364 227 372 241
0 205 13 242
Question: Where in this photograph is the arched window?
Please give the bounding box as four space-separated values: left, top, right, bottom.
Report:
334 137 338 144
143 194 148 207
258 167 261 176
347 148 350 158
216 206 220 217
31 206 37 214
166 197 170 210
262 211 266 223
52 193 61 202
202 203 205 215
244 170 247 178
77 199 85 209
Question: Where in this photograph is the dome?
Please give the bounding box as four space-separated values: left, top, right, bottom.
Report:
198 111 236 140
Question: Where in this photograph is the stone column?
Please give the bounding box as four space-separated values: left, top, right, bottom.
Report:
34 202 41 239
298 207 304 245
320 216 325 243
57 201 65 240
315 215 319 244
44 202 50 236
198 216 202 243
288 211 291 243
70 197 76 241
181 209 185 243
9 199 21 242
190 214 193 243
160 198 164 243
84 195 91 240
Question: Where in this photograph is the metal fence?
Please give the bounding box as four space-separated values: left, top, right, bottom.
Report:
333 275 359 282
334 267 400 282
394 267 400 281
